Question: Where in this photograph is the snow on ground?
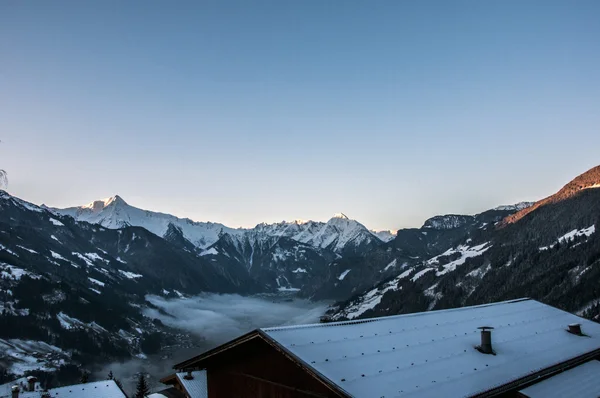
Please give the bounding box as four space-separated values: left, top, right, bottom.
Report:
424 283 443 310
88 277 105 287
338 279 401 320
13 197 43 213
89 288 101 294
16 245 38 254
425 242 492 276
118 270 143 279
71 252 93 266
411 268 433 281
56 312 107 333
200 247 218 256
382 259 397 272
467 263 492 279
277 286 301 292
583 183 600 190
49 218 64 226
0 338 69 377
84 252 109 263
540 225 596 251
116 257 127 264
292 268 307 273
50 235 61 243
0 264 39 280
50 250 66 261
398 267 414 280
0 244 18 257
338 269 351 280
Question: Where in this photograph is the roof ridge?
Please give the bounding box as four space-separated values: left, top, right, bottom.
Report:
262 298 532 332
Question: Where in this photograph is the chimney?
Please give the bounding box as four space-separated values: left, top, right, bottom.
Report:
568 323 583 335
478 326 494 354
183 371 194 380
11 385 19 398
27 376 37 392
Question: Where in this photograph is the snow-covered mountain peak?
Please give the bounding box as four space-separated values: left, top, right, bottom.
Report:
82 195 127 212
50 198 381 254
332 213 349 220
371 230 397 243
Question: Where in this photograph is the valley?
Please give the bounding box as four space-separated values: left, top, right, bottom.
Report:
1 165 600 391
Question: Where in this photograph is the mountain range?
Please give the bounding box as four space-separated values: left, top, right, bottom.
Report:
1 164 599 386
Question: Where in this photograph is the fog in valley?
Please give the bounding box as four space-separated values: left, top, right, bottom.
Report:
95 294 330 393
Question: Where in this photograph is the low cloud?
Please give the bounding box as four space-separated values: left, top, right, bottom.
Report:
96 294 329 394
143 293 329 346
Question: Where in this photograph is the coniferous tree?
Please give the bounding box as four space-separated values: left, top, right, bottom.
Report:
80 371 89 384
135 373 150 398
107 370 114 380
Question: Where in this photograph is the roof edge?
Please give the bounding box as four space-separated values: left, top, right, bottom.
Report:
263 298 532 332
473 348 600 397
173 329 261 370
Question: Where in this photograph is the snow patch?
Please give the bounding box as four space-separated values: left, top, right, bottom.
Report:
16 245 38 254
88 277 105 287
72 252 94 266
540 225 595 251
382 259 397 272
338 269 351 280
49 218 64 226
200 247 218 256
426 242 492 276
411 268 433 281
119 270 143 279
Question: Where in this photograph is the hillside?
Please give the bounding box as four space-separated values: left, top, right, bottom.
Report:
328 165 600 323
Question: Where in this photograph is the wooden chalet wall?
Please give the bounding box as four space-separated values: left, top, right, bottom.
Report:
191 336 345 398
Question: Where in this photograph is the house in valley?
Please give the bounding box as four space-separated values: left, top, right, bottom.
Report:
161 298 600 397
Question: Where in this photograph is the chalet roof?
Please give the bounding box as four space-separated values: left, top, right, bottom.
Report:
175 371 207 398
519 360 600 398
16 380 125 398
261 298 600 398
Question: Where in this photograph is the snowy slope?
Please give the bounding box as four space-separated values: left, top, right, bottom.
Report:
370 229 397 242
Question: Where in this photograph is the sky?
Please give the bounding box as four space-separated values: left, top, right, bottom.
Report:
1 1 599 231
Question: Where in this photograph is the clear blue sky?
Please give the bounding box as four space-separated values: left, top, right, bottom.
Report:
1 1 599 230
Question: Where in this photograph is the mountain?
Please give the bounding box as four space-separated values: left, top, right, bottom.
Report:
0 190 264 382
50 200 383 254
4 164 598 384
502 166 600 226
328 165 600 323
370 230 397 243
48 196 243 249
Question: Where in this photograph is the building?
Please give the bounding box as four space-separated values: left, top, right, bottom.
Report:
163 298 600 397
0 379 126 398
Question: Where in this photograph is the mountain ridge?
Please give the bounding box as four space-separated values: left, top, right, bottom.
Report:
50 198 385 254
501 165 600 226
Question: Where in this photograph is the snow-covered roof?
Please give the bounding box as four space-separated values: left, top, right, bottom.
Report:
262 298 600 398
14 380 126 398
176 371 207 398
519 360 600 398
